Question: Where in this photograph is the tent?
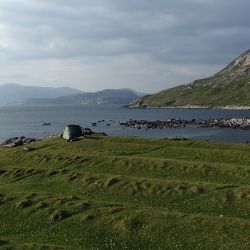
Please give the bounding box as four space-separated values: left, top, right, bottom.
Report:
63 125 83 141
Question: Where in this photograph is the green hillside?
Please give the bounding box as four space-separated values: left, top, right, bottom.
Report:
131 50 250 108
0 136 249 249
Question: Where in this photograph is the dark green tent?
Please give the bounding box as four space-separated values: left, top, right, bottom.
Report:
63 125 83 140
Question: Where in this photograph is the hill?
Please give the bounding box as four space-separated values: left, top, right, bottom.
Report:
0 136 249 249
131 50 250 109
24 89 141 105
0 84 83 106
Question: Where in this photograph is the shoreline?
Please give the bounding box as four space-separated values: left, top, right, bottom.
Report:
119 117 250 130
127 105 250 110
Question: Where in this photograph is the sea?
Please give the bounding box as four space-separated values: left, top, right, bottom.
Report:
1 105 250 143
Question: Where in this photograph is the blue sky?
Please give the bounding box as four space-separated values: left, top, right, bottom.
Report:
0 0 249 93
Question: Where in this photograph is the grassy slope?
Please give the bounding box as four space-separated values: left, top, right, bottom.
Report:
0 136 249 249
134 76 250 107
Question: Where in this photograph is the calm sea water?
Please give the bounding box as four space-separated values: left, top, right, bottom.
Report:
1 105 250 143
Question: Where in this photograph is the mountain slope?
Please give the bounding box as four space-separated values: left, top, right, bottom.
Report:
0 84 83 105
131 50 250 108
24 89 141 105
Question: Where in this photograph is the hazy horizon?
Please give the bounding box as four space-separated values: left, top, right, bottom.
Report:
0 83 149 94
0 0 250 93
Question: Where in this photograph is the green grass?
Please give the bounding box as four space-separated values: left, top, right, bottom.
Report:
0 136 249 249
132 76 250 107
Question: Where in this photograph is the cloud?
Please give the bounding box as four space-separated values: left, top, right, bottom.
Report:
0 0 249 92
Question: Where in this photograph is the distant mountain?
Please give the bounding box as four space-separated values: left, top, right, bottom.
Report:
0 84 83 106
119 88 147 97
130 49 250 109
24 89 141 105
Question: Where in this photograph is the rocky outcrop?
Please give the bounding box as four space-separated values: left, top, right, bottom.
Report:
1 137 41 148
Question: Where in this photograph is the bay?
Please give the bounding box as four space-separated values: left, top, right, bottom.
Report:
1 105 250 143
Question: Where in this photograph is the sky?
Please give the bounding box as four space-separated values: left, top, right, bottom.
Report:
0 0 249 93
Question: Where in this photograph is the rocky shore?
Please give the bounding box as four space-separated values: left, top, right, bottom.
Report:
119 118 250 130
0 136 41 148
128 104 250 110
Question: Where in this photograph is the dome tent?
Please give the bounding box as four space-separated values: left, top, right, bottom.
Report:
63 125 83 141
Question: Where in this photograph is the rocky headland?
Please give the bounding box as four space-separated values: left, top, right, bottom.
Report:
129 49 250 109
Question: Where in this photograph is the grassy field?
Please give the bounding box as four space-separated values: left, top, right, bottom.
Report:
0 136 249 249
